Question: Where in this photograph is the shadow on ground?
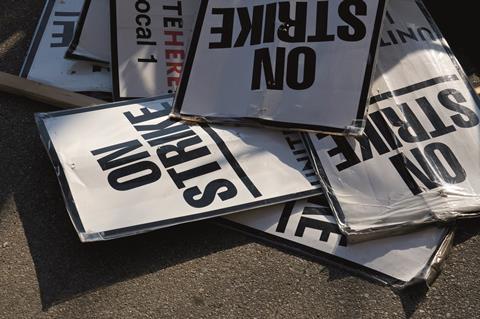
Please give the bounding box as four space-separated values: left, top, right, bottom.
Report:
3 55 480 319
0 96 251 310
2 0 480 316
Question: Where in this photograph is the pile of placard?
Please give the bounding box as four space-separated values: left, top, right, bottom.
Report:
24 0 480 288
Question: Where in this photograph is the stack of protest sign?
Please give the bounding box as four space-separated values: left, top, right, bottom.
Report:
20 0 480 288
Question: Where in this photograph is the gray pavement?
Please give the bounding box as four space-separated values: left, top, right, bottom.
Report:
1 1 480 318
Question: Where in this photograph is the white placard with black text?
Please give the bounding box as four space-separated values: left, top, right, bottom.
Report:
304 0 480 240
111 0 201 99
172 0 387 133
21 0 111 93
36 97 320 242
66 0 111 65
224 196 451 285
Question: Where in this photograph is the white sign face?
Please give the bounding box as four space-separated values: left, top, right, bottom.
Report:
171 0 387 134
224 196 451 285
111 0 201 99
35 97 321 242
304 0 480 240
20 0 112 94
66 0 111 65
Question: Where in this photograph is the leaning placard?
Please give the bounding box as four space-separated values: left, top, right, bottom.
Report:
304 0 480 241
35 96 321 242
111 0 201 99
171 0 387 134
65 0 111 65
222 196 453 287
21 0 111 94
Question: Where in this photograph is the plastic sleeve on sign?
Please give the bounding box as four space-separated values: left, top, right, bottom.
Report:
345 119 367 136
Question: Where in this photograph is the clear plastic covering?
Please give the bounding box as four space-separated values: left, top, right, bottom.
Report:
304 0 480 241
35 96 321 242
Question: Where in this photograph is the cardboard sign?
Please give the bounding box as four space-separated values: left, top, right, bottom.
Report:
111 0 201 99
171 0 387 134
20 0 112 94
223 196 452 285
304 0 480 240
35 96 321 242
65 0 111 65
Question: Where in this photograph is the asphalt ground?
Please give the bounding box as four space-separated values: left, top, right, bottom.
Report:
1 1 480 318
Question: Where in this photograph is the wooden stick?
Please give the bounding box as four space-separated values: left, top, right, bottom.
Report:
0 71 105 108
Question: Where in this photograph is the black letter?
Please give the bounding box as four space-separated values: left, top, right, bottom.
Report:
418 27 436 41
163 1 182 15
338 0 367 41
307 1 335 42
424 142 466 185
416 96 456 138
108 161 161 191
263 3 277 43
390 149 440 195
136 14 151 26
369 110 403 150
124 106 170 125
251 47 285 90
157 135 211 168
382 104 430 143
355 120 391 162
397 28 418 43
92 140 150 171
168 162 221 189
286 47 316 90
327 136 361 172
209 8 234 49
295 217 347 246
277 2 307 43
135 0 150 13
438 89 479 128
138 54 157 63
234 6 264 47
183 179 237 208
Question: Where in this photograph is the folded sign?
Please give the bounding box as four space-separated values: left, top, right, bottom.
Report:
172 0 387 133
304 0 480 240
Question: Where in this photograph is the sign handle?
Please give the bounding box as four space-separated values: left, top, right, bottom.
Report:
0 71 105 108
